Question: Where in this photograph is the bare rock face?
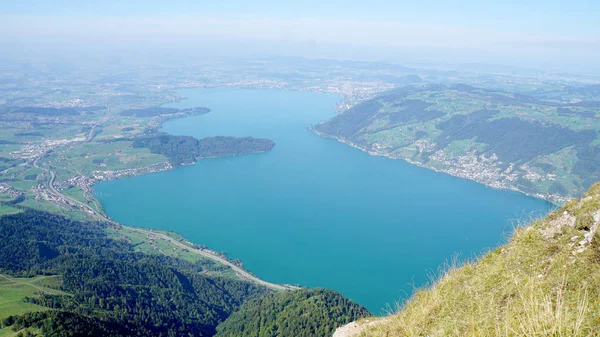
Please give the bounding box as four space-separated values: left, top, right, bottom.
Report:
332 322 361 337
540 211 576 240
333 319 384 337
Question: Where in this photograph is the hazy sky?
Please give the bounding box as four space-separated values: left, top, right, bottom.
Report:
1 1 599 72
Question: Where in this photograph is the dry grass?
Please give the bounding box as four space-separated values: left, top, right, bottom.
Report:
358 183 600 337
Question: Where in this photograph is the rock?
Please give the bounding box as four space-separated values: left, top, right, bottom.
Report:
333 319 384 337
540 212 576 239
333 322 361 337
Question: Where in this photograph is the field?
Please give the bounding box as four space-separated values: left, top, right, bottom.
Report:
0 110 105 146
49 141 168 176
18 198 92 222
0 275 67 322
0 326 42 337
315 84 600 202
107 226 238 279
0 206 21 216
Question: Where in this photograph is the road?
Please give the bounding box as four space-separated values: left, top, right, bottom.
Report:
29 105 298 291
47 175 297 290
86 107 111 142
36 150 297 291
128 227 299 291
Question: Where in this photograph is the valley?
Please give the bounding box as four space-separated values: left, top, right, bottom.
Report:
0 57 598 336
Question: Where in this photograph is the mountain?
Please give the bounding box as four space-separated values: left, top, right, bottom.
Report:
314 84 600 203
334 183 600 337
0 210 364 337
215 288 370 337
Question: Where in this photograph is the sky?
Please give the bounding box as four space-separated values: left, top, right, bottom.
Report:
1 0 599 72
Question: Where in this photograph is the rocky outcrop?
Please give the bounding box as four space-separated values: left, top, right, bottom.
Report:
334 183 600 337
332 319 384 337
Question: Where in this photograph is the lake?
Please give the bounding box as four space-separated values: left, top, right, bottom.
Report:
94 88 554 313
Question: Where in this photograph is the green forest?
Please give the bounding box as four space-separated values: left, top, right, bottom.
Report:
133 134 275 166
120 106 210 117
216 288 370 337
0 210 370 336
314 84 600 199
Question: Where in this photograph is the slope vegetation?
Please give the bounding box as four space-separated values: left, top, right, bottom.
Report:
0 210 271 336
0 210 366 337
133 134 275 166
337 183 600 337
314 84 600 202
216 288 370 337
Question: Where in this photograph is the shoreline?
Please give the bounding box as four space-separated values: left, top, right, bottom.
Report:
123 226 300 291
88 146 275 194
89 145 275 190
84 114 284 288
44 158 295 291
309 127 562 206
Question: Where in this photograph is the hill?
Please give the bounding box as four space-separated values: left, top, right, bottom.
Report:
120 106 210 117
314 84 600 202
334 183 600 337
0 210 365 337
0 210 269 336
215 288 370 337
133 134 276 166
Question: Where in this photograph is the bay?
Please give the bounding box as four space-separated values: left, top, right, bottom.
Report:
94 88 554 313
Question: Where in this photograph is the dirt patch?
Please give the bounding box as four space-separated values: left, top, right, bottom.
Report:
333 319 385 337
540 211 576 240
119 155 137 163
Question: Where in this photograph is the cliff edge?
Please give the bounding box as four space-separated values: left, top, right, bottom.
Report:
335 183 600 337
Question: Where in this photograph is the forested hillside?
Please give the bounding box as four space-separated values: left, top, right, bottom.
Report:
215 288 370 337
0 210 367 337
120 106 210 117
314 84 600 202
197 136 276 158
0 210 269 336
133 134 275 165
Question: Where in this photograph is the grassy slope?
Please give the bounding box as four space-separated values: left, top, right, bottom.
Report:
106 226 238 279
316 88 600 201
0 327 41 337
0 206 21 217
0 275 67 321
354 183 600 337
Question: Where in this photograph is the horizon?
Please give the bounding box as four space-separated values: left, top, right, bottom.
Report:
1 1 599 75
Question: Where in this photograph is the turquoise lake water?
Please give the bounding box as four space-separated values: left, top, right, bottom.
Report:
94 88 554 313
